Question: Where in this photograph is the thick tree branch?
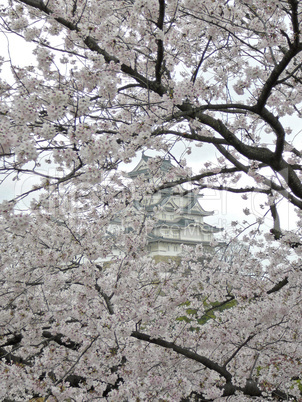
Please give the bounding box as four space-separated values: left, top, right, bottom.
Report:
154 128 228 145
155 0 165 84
256 44 302 111
95 282 115 315
269 199 281 238
288 0 300 48
186 108 302 201
214 143 249 173
0 333 23 348
42 330 81 350
267 277 289 294
258 108 286 163
131 330 233 382
0 346 30 366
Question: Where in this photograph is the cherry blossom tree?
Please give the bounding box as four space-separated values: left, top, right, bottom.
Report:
0 0 302 400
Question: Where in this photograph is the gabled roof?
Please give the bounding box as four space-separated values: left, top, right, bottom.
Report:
178 197 213 217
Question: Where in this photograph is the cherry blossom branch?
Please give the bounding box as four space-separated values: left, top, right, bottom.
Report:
195 185 270 195
154 128 228 145
0 333 22 348
223 334 256 368
189 110 302 201
155 166 302 209
166 103 296 165
131 330 233 383
54 334 99 387
0 346 31 366
269 198 282 239
214 143 249 173
16 2 302 207
156 167 242 190
42 330 81 351
179 8 262 54
191 36 212 84
267 277 289 294
256 44 302 111
18 0 167 95
202 296 235 318
257 107 286 162
41 335 100 401
155 0 165 84
95 282 114 315
288 0 300 47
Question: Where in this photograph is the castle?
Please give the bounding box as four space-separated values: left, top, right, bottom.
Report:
110 154 222 259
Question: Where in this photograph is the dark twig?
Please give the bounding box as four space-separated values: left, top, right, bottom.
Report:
191 36 212 83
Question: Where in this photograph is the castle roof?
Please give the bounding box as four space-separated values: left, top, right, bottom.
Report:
129 154 215 216
153 218 222 233
128 153 173 178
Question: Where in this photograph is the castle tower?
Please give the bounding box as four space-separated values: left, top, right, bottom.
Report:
128 154 222 258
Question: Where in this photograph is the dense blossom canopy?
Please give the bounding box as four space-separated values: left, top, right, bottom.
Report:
0 0 302 400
